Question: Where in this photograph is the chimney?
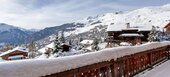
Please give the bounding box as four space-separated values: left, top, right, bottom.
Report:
126 23 130 28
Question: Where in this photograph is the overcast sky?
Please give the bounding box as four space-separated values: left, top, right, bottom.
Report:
0 0 170 29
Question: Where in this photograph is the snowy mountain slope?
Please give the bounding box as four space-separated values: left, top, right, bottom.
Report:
124 5 170 27
64 4 170 37
35 16 109 45
107 4 170 31
35 4 170 45
30 23 85 42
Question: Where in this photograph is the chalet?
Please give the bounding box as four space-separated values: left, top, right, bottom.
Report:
107 21 170 46
107 23 151 45
38 42 55 54
0 47 28 60
119 28 144 45
45 42 55 54
164 22 170 33
61 43 71 52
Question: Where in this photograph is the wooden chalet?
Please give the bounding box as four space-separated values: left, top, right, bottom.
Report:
107 23 150 45
61 43 71 52
0 47 28 60
119 29 144 45
45 42 55 54
107 21 170 46
164 22 170 33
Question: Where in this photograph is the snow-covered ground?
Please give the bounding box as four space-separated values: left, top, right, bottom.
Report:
135 60 170 77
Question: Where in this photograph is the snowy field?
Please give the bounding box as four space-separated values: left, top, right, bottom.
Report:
135 60 170 77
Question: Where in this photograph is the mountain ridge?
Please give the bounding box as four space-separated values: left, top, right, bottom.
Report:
0 23 36 45
1 4 170 45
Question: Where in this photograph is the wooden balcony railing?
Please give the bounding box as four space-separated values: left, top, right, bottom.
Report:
43 42 170 77
0 42 170 77
44 46 169 77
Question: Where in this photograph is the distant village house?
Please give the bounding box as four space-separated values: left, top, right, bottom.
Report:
0 47 28 60
164 22 170 33
61 43 71 52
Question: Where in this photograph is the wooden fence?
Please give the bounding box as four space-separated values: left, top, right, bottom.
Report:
43 45 170 77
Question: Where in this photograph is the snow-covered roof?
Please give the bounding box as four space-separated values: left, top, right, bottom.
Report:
0 47 28 57
13 47 28 52
46 42 55 49
164 21 170 28
61 43 70 46
38 48 46 54
38 42 56 54
107 23 152 32
120 42 132 46
80 40 93 45
119 33 144 37
0 42 169 77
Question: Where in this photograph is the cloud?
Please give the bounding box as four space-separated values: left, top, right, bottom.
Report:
100 2 139 11
0 0 99 29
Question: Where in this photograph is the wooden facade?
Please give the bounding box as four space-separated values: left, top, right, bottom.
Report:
107 29 146 45
164 22 170 34
0 50 28 60
119 29 143 45
61 44 71 52
43 45 170 77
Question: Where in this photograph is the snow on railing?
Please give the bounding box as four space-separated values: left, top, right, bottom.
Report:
0 41 170 77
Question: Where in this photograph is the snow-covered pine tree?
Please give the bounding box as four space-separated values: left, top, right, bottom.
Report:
53 33 61 54
68 39 72 46
79 36 83 42
148 26 158 42
91 37 100 51
60 31 65 43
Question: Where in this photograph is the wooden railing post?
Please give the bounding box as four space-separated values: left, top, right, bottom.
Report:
100 66 110 77
166 45 170 60
129 56 133 76
115 61 121 77
123 58 129 77
120 60 124 77
110 60 115 77
148 52 153 68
